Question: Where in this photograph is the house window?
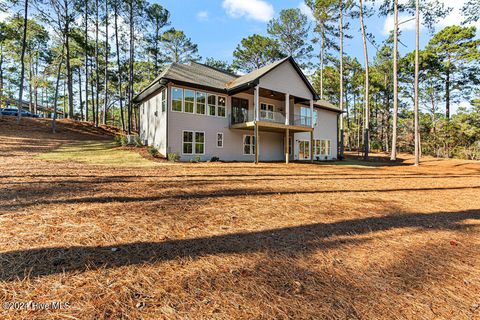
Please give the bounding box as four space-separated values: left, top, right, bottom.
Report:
316 139 331 156
208 94 216 116
172 87 183 112
196 92 206 115
183 131 205 155
184 89 195 113
195 132 205 154
217 132 223 148
300 107 311 126
161 88 167 112
325 140 331 156
217 96 226 117
315 139 321 155
243 135 255 155
313 110 318 126
260 103 274 120
183 131 193 154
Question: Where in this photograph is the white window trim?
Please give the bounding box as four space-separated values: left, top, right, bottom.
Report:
243 134 255 155
171 87 183 113
182 130 206 155
196 91 206 115
260 103 275 120
182 130 194 155
216 95 227 118
299 139 311 160
184 89 195 114
216 132 224 148
161 88 167 112
208 94 217 117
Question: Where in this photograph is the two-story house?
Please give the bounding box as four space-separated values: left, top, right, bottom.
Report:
133 56 342 163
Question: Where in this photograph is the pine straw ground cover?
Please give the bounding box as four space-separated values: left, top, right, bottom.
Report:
0 117 480 319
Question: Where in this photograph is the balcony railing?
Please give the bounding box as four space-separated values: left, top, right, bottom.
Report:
230 109 312 128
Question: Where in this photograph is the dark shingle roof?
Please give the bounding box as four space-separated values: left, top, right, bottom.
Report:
133 57 318 102
161 62 238 89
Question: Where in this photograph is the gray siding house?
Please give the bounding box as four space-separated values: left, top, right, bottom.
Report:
133 57 342 163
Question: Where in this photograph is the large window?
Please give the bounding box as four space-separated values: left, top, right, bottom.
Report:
161 88 167 112
315 140 321 155
243 135 256 155
172 87 183 112
196 92 206 115
183 131 205 155
260 103 274 120
183 131 193 154
208 95 216 116
300 107 311 126
184 89 195 113
195 132 205 154
171 87 225 118
218 96 226 117
315 139 331 156
217 132 224 148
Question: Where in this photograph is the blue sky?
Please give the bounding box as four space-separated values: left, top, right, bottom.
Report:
155 0 477 66
155 0 478 113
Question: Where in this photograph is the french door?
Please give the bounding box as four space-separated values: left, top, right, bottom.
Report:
298 140 310 160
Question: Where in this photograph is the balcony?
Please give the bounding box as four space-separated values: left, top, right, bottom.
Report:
230 109 312 133
231 109 311 127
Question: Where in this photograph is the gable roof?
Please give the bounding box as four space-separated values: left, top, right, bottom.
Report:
133 57 319 103
225 57 318 99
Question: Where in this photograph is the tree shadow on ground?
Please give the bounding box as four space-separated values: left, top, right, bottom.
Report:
0 209 477 282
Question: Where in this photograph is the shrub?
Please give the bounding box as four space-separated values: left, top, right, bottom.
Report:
190 155 201 163
114 134 128 147
167 152 180 162
210 156 220 162
134 135 143 147
147 146 159 158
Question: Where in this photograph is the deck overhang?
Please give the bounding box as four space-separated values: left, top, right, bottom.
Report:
231 121 313 133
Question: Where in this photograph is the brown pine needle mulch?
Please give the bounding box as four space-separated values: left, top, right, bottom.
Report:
1 117 479 319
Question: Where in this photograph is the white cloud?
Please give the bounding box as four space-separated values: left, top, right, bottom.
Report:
435 0 480 29
222 0 274 23
197 10 209 22
0 11 10 22
382 14 417 36
382 0 480 36
298 2 314 21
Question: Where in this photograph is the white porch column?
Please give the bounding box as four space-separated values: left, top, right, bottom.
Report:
285 93 290 125
254 85 260 121
310 99 314 128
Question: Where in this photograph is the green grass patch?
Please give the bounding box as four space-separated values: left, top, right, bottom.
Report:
38 140 161 167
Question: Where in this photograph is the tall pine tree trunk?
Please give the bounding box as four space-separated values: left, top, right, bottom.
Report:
52 47 64 133
391 0 399 161
359 0 370 160
79 69 84 120
114 0 125 131
17 0 29 123
339 0 344 159
84 0 89 122
414 0 420 166
0 44 4 108
65 0 74 119
445 69 450 119
95 0 100 127
103 0 108 125
127 0 134 135
319 32 325 100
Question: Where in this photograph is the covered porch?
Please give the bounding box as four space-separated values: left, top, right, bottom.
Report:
229 85 315 164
